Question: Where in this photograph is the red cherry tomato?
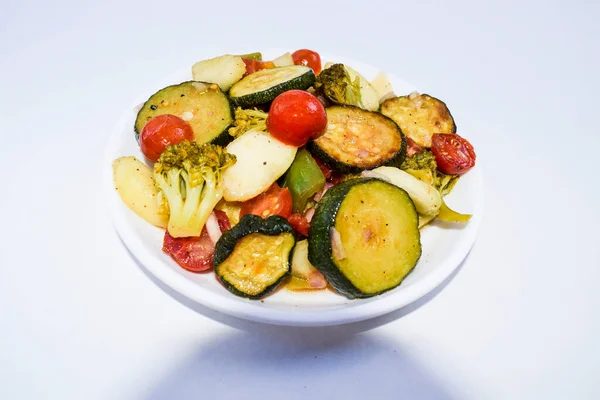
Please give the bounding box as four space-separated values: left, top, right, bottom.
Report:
266 90 327 147
242 58 275 75
431 134 476 175
240 184 293 219
288 213 310 237
140 114 194 162
292 49 322 74
162 210 230 272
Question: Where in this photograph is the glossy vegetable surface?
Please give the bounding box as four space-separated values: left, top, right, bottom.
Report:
266 90 327 147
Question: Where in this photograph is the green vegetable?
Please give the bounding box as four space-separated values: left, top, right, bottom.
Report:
238 52 262 60
229 65 315 107
315 63 379 111
309 106 406 173
438 198 472 223
308 178 422 298
365 166 442 217
380 93 456 148
282 149 325 213
154 140 236 238
214 214 296 299
399 149 461 195
227 107 268 138
366 166 471 225
135 81 233 146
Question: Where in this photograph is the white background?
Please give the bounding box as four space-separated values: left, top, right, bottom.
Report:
1 0 599 399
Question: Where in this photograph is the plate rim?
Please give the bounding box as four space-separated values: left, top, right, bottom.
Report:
103 49 485 326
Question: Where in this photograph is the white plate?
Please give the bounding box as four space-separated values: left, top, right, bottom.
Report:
104 49 484 327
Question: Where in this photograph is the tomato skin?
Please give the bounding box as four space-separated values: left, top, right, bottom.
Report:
431 133 476 175
242 58 275 75
266 90 327 147
288 213 310 237
140 114 194 162
162 210 231 272
240 184 293 219
292 49 322 74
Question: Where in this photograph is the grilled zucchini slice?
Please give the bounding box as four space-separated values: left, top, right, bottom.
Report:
380 93 456 148
309 106 406 173
308 178 421 298
135 81 233 145
214 215 296 299
229 65 315 107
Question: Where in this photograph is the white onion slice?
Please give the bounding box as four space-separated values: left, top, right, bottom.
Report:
205 212 222 245
330 227 346 260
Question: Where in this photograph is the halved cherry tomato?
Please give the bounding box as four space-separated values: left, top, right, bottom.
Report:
242 58 275 75
162 210 230 272
431 133 476 175
140 114 194 162
266 90 327 147
240 183 293 219
288 213 310 237
312 154 333 179
292 49 322 74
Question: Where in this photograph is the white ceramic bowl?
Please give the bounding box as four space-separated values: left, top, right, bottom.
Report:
104 49 484 326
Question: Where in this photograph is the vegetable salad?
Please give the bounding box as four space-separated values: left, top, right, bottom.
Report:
113 49 477 300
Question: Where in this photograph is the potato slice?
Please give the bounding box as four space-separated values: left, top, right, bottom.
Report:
112 156 167 228
222 130 297 202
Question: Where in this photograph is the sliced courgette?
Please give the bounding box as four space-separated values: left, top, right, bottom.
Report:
214 214 296 299
309 106 406 173
135 81 233 146
229 65 315 107
308 178 421 298
380 93 456 148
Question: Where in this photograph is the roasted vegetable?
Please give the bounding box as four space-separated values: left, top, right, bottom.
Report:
214 214 296 299
287 240 327 291
363 167 442 217
282 149 325 213
315 63 379 111
229 65 315 107
380 92 456 147
399 149 460 194
370 71 395 103
112 156 168 228
227 107 268 138
308 178 421 298
135 81 233 146
309 106 406 173
222 130 297 202
364 166 471 225
191 54 246 91
154 140 236 238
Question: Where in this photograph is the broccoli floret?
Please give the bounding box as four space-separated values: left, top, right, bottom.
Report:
228 107 268 138
154 140 236 238
315 63 363 108
399 149 460 194
400 150 437 171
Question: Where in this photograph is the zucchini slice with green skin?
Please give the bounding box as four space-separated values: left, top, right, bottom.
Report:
308 106 406 173
229 65 315 107
380 93 456 148
214 214 296 299
135 81 233 146
308 178 421 298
